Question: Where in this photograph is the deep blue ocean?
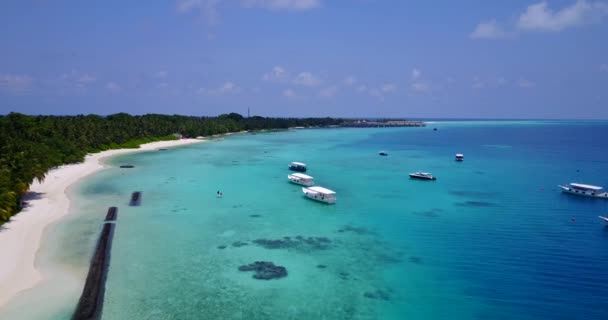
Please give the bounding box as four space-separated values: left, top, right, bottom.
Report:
2 121 608 319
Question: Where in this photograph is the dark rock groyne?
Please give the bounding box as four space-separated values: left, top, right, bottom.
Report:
72 209 117 320
104 207 117 221
129 191 141 206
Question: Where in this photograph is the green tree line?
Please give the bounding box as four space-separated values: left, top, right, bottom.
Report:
0 112 344 223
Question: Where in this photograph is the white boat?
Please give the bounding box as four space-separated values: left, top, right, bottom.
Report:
288 162 307 172
302 186 336 204
455 153 464 161
599 216 608 225
409 172 436 180
558 183 608 198
288 173 314 186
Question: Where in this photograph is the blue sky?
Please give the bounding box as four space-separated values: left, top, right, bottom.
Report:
1 0 607 118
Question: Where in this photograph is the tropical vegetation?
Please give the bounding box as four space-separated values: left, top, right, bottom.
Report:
0 112 343 224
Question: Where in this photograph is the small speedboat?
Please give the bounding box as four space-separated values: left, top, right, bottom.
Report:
558 183 608 199
288 173 314 186
379 151 388 156
302 186 336 204
409 172 436 180
455 154 464 161
288 162 307 172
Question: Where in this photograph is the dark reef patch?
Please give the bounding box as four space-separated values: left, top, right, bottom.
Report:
455 201 498 207
231 241 248 248
339 272 350 280
363 289 391 301
119 165 135 168
217 245 227 249
412 208 442 218
449 190 496 198
337 225 371 235
249 214 261 218
238 261 287 280
409 256 423 264
316 264 327 269
252 236 331 252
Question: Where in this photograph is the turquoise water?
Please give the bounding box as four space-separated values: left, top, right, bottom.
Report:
2 122 608 319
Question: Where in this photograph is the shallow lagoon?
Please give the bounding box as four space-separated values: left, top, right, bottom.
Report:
3 122 608 319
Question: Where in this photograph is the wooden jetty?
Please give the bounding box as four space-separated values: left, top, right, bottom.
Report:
72 208 117 320
341 120 426 128
129 191 141 206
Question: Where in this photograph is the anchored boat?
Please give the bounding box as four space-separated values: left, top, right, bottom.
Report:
558 183 608 198
302 186 336 204
409 172 437 180
288 162 307 172
455 154 464 161
288 173 314 186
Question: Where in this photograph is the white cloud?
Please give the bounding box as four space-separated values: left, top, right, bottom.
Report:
517 0 608 32
517 79 536 88
177 0 221 25
358 83 397 100
411 68 421 81
381 83 396 93
106 82 121 92
409 68 432 93
319 85 337 97
293 71 321 86
242 0 321 11
198 81 240 95
343 76 357 86
470 20 509 39
600 64 608 72
177 0 321 26
369 88 383 99
0 73 33 92
78 74 96 84
59 71 97 88
471 0 608 40
472 76 509 89
411 82 430 93
155 71 169 78
283 88 296 99
262 66 289 82
472 77 485 89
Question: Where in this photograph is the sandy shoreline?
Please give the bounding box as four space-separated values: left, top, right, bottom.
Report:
0 138 204 308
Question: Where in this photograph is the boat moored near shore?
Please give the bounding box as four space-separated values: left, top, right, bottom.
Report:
558 183 608 198
288 173 314 186
288 162 307 172
302 186 336 204
409 172 437 180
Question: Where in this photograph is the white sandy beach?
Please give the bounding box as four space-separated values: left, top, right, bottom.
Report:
0 138 204 308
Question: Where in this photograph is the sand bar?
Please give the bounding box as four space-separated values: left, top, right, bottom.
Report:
0 138 204 308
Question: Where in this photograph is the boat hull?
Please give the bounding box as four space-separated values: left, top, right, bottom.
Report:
409 175 436 180
559 185 608 199
302 188 336 204
288 177 314 187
